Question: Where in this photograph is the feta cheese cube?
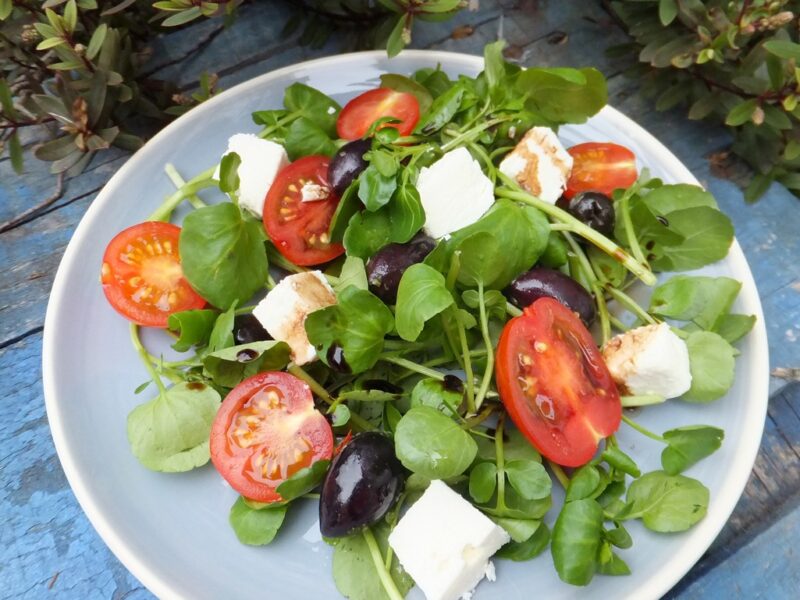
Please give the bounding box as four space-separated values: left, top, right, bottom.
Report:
498 127 573 204
602 322 692 398
213 133 288 217
388 480 510 600
415 147 495 239
252 271 336 365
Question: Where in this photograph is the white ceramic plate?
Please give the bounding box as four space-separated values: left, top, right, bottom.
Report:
43 51 769 600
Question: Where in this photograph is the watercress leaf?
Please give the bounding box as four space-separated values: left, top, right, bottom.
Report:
380 73 434 114
387 183 426 243
551 498 603 586
305 287 394 374
483 40 506 95
208 303 236 352
455 231 504 287
180 203 268 309
384 403 402 433
515 67 607 124
343 208 393 259
596 544 631 576
661 426 724 475
714 313 756 343
229 497 287 545
395 263 454 341
492 517 541 544
336 256 368 292
540 232 569 269
469 461 497 504
650 207 734 271
642 183 717 213
285 117 337 161
332 404 351 427
329 181 362 243
394 406 477 478
566 465 601 501
252 108 290 128
283 82 340 137
358 165 397 212
202 341 292 388
218 151 241 194
505 459 552 500
275 459 331 501
621 470 709 532
415 82 465 134
461 288 507 321
603 523 632 549
493 427 542 463
168 309 218 352
411 378 462 414
649 275 741 330
331 522 414 600
601 446 641 478
338 389 400 402
683 331 736 402
596 480 627 512
496 522 550 561
426 200 549 290
127 382 221 472
414 67 454 97
369 148 398 178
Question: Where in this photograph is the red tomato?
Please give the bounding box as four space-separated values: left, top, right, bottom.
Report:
100 221 205 328
210 372 333 503
263 155 345 266
337 88 420 140
495 297 621 467
565 142 638 199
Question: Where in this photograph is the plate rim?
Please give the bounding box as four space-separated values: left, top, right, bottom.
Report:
42 49 770 600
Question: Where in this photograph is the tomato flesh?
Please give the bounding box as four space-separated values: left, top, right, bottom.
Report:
264 155 345 266
210 372 333 503
337 88 420 141
100 221 205 327
565 142 638 199
495 297 621 467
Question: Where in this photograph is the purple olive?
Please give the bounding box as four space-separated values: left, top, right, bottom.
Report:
233 314 271 345
328 139 371 196
556 191 615 236
366 234 435 304
319 432 404 537
505 267 596 325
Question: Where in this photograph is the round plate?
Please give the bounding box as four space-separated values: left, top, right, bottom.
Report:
43 51 769 600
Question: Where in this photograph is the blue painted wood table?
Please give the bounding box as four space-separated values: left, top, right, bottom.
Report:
2 1 800 598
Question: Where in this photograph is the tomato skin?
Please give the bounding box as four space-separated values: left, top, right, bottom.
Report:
210 372 333 503
337 88 420 141
100 221 206 328
263 155 345 266
495 297 621 467
565 142 638 200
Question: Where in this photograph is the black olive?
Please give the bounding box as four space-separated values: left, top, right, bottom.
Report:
328 139 371 197
443 374 464 394
319 432 405 537
236 349 259 362
556 191 615 236
505 267 596 326
361 379 404 395
326 343 351 373
366 233 436 304
233 314 271 345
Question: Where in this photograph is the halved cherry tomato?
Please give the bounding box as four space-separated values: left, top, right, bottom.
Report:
210 372 333 503
495 297 621 467
100 221 205 327
337 88 420 141
564 142 638 199
263 155 345 266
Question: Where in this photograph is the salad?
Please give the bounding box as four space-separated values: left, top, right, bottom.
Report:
99 42 756 600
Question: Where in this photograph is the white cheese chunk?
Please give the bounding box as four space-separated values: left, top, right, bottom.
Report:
498 126 573 204
602 322 692 398
388 480 510 600
213 133 289 217
415 147 495 239
300 181 330 202
252 271 336 365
